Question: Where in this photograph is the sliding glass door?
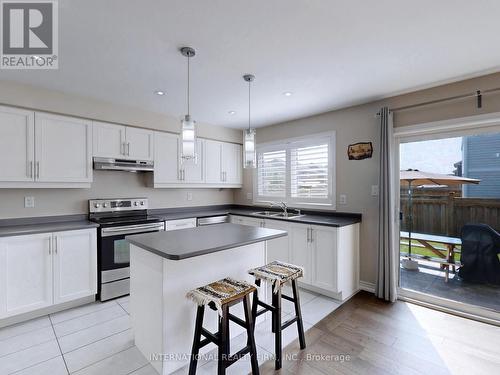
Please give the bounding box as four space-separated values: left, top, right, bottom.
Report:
396 126 500 321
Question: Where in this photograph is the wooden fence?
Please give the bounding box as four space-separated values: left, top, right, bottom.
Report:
400 193 500 237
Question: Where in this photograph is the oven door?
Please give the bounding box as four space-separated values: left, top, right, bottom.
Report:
99 222 164 300
100 222 165 272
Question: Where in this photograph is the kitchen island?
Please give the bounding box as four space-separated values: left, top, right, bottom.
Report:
126 223 287 374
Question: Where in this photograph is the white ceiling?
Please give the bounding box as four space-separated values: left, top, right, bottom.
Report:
2 0 500 128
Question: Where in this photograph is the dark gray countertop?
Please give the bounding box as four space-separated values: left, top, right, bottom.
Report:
151 205 362 227
0 217 98 237
126 222 287 260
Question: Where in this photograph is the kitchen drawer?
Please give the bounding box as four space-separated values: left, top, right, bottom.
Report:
165 218 197 231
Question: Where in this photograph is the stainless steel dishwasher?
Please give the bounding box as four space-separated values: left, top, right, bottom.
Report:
197 215 229 226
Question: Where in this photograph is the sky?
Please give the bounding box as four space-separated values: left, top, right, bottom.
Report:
400 137 462 175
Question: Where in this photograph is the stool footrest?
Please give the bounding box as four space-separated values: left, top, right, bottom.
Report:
228 346 251 364
282 316 298 330
201 328 218 345
257 300 276 312
228 313 246 328
281 294 295 302
255 308 267 317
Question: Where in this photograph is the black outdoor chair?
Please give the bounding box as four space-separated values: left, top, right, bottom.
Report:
459 224 500 285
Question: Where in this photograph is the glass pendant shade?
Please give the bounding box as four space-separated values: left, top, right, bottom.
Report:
243 127 256 168
181 114 197 163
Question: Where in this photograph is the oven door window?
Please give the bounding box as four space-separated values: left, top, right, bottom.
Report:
114 239 130 264
100 234 130 271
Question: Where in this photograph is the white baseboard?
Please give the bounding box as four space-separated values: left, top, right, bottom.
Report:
359 280 375 293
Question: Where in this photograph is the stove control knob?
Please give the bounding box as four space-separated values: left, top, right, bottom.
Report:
103 203 109 208
94 203 101 208
140 201 144 206
134 201 139 206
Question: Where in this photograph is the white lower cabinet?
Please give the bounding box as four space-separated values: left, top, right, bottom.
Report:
53 229 97 304
229 215 359 300
0 233 53 318
0 228 97 320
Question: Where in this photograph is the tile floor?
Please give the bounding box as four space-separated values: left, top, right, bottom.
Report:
0 288 342 375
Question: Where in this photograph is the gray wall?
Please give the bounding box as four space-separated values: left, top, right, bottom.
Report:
236 71 500 285
0 80 240 219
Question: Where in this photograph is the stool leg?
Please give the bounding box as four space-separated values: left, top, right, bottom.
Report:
243 294 260 375
271 283 276 334
273 286 282 370
189 305 205 375
251 289 258 330
291 279 306 350
218 304 229 375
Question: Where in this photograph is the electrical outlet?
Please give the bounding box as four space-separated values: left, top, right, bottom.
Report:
186 192 193 201
24 196 35 208
339 194 347 205
371 185 379 196
246 192 252 200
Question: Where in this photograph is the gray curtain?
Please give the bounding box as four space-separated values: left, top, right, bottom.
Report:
375 107 397 302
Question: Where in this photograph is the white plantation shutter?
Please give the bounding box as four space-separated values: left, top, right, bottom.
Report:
255 132 335 207
257 149 286 198
291 143 329 199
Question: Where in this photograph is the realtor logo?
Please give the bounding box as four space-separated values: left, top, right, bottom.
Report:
1 0 58 69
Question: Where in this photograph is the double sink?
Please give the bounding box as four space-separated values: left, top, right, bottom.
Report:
252 211 303 220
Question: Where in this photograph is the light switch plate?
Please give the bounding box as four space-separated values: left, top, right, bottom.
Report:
24 196 35 208
371 185 379 196
339 194 347 205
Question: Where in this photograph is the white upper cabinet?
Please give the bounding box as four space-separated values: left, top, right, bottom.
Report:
93 122 153 161
204 139 223 184
35 113 92 184
125 127 154 160
181 138 204 183
0 106 35 182
0 108 92 188
222 142 242 185
0 233 53 318
53 229 97 304
154 132 181 185
92 121 126 158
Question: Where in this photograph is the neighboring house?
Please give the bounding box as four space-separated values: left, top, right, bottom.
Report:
462 133 500 198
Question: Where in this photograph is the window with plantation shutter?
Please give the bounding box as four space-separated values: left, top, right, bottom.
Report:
257 149 286 198
255 132 335 207
291 143 329 199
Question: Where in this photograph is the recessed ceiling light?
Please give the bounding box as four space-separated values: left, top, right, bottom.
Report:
283 91 293 97
228 111 236 115
154 90 165 96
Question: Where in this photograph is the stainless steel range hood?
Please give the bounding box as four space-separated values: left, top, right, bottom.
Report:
93 157 154 172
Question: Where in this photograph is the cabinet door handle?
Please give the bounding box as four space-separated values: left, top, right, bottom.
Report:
36 161 40 179
310 228 313 243
54 236 58 254
306 228 310 243
121 142 125 155
29 161 33 178
127 142 131 156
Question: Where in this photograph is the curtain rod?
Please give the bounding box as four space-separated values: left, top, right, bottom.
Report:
377 87 500 115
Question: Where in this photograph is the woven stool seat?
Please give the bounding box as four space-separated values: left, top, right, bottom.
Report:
248 261 303 293
186 277 256 315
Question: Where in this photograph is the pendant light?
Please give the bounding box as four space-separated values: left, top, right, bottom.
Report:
180 46 197 163
243 74 256 169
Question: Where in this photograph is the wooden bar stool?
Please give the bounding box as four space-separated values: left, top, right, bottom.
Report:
248 261 306 370
186 277 260 375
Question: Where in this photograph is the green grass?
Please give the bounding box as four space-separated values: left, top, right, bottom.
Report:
400 240 461 262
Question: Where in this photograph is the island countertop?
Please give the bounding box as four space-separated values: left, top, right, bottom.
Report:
126 222 287 260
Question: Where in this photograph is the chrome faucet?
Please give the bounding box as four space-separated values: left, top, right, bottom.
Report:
270 201 288 216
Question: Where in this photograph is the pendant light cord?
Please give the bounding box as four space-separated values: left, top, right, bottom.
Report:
187 54 190 116
248 78 251 131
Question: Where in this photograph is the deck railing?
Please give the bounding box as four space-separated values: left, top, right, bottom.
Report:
400 193 500 236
